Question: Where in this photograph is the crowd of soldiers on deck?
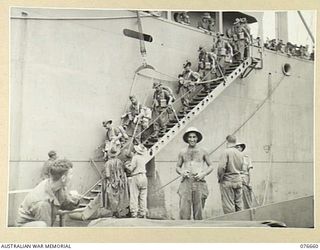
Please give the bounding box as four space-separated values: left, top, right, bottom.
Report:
174 11 315 62
264 38 314 60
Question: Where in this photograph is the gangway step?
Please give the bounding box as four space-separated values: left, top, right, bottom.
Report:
90 189 101 194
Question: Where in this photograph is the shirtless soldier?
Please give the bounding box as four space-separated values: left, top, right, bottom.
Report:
176 127 214 220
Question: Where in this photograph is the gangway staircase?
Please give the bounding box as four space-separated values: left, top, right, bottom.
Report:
78 56 257 209
142 57 254 163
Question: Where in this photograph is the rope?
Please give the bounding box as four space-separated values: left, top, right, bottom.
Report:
138 70 224 85
121 72 138 118
262 153 273 205
153 69 180 80
150 175 182 197
137 72 178 83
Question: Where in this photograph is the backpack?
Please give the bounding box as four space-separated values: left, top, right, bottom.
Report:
161 86 176 103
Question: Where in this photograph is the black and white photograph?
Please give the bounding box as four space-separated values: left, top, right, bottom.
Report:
8 7 315 230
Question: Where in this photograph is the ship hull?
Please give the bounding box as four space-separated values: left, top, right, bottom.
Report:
8 8 314 226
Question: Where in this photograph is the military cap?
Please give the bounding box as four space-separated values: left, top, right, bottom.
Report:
202 13 211 19
102 120 112 126
183 61 192 68
235 142 246 151
48 150 57 158
226 135 236 143
183 127 203 143
153 82 162 88
234 18 241 25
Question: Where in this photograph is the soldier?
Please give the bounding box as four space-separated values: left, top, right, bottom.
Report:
125 144 148 218
102 120 129 160
240 18 252 57
177 73 196 115
136 106 152 129
175 11 190 25
256 36 261 48
215 33 233 75
40 150 58 180
176 127 214 220
121 95 142 131
285 42 293 56
207 49 219 75
135 105 152 143
235 142 254 209
16 159 80 227
198 46 217 92
304 45 310 59
229 30 239 60
198 46 207 63
182 60 192 77
264 37 271 50
104 146 130 218
310 46 314 61
198 12 215 33
150 82 174 139
270 39 277 51
181 61 201 96
300 45 309 59
234 18 250 61
182 61 201 87
276 40 285 53
197 46 208 88
218 135 244 214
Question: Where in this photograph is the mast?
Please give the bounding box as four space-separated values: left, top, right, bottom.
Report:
297 11 315 44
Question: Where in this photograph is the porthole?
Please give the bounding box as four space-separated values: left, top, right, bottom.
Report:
282 63 291 76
